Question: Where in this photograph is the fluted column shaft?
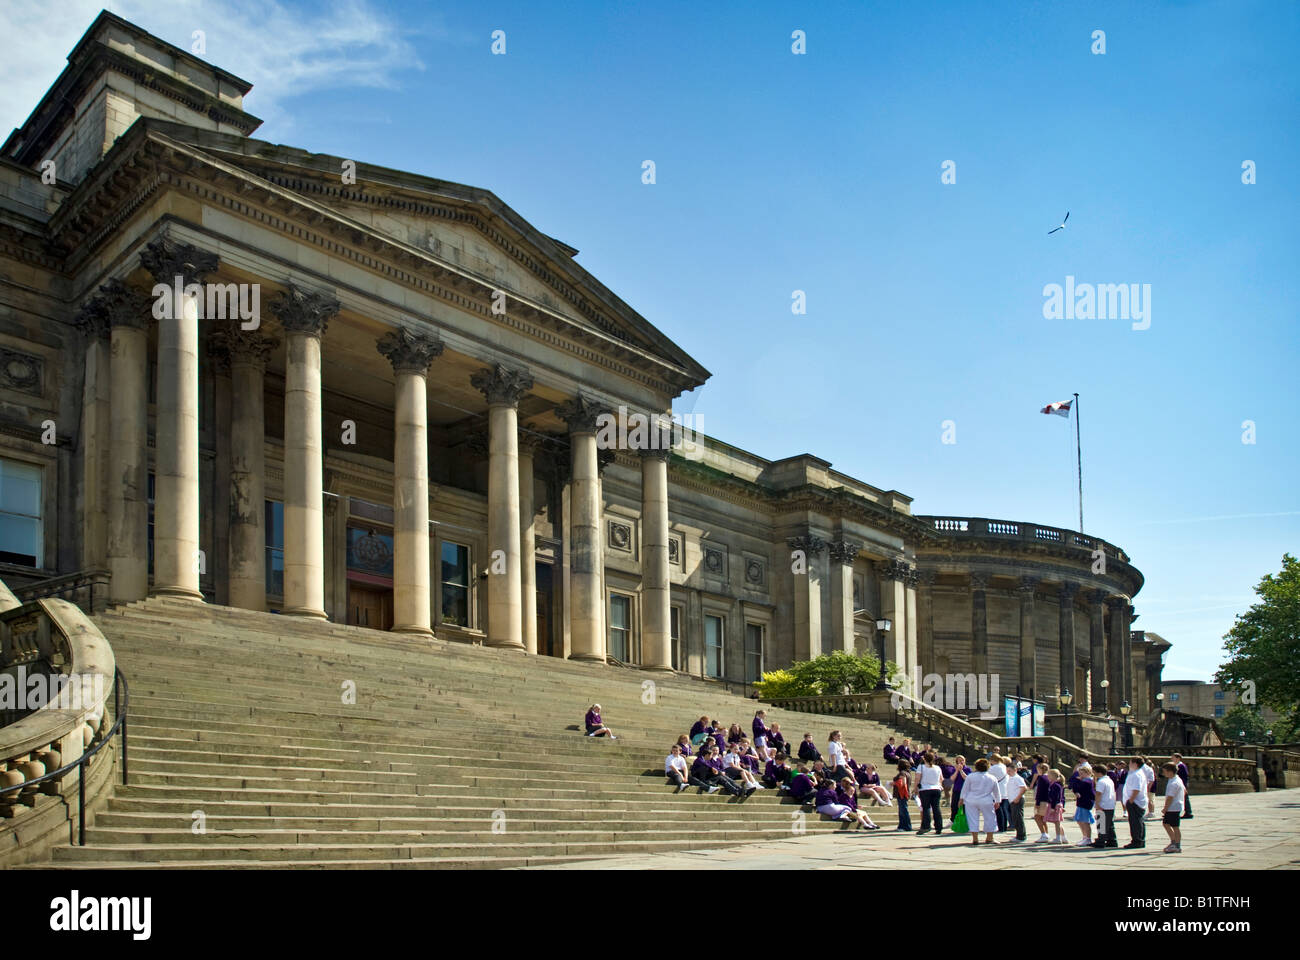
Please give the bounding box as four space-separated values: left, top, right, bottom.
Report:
970 573 989 677
519 439 538 655
275 287 338 619
559 395 606 663
880 559 909 670
143 240 215 600
100 282 150 602
1059 582 1078 696
474 364 533 650
828 540 859 653
1017 577 1038 697
788 535 826 662
640 450 672 670
1088 590 1107 711
1107 597 1127 711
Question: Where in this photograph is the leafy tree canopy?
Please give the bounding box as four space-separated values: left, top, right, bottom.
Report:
754 650 899 699
1215 553 1300 728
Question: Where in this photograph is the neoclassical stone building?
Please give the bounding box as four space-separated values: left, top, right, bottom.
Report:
0 13 1165 721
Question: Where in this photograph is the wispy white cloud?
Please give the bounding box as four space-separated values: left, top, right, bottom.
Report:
0 0 431 138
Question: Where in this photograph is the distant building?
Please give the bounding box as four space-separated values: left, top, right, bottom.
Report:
1161 679 1281 725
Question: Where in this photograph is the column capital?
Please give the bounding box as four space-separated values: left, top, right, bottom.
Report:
877 557 910 582
827 539 861 565
140 236 218 286
378 326 443 375
904 566 920 588
1088 588 1109 605
217 328 280 369
80 279 151 334
596 447 617 475
638 445 671 461
471 362 533 406
518 430 547 457
272 284 339 337
1106 594 1128 612
1017 575 1040 595
207 338 232 375
786 533 826 556
1059 581 1080 601
556 393 610 434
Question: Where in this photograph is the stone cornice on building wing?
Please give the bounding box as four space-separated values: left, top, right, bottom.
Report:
914 535 1143 598
1 12 261 166
43 123 707 400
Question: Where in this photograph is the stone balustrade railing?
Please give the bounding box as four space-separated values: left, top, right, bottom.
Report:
1 585 118 863
13 569 112 616
762 690 1264 790
917 515 1131 564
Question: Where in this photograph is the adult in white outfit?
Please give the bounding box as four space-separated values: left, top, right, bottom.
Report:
959 757 1000 846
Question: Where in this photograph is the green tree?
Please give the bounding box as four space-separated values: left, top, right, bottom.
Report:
1216 554 1300 727
1219 704 1271 743
754 650 899 699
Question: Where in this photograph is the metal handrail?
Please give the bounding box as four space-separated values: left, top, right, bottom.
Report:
0 666 128 845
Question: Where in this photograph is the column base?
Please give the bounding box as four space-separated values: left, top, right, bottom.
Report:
486 638 527 652
392 625 435 638
640 664 675 674
569 653 606 663
150 586 205 602
280 606 329 620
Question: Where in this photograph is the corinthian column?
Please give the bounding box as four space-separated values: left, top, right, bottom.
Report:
1107 596 1127 711
558 394 607 662
472 364 533 650
1017 576 1039 697
787 534 826 661
640 446 673 671
97 281 151 602
518 433 542 655
1088 589 1107 710
380 327 444 636
969 572 989 677
73 292 114 573
1059 581 1079 697
215 328 278 611
272 285 339 619
141 238 218 600
827 539 860 653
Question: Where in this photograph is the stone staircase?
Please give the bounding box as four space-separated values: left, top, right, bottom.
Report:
21 598 914 868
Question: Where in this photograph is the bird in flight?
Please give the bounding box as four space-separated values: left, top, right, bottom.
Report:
1048 211 1070 235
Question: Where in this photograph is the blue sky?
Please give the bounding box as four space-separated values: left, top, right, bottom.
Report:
3 0 1295 681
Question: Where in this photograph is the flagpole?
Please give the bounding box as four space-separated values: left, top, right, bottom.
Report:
1074 392 1083 533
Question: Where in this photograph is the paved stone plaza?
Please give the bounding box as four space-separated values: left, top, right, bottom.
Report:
534 790 1300 870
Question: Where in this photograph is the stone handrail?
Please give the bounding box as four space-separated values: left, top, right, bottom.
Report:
1 592 117 853
917 515 1131 564
12 569 112 615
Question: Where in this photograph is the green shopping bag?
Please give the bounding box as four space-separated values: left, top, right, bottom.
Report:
951 807 969 834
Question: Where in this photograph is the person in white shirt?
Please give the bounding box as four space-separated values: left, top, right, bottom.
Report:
988 755 1009 832
1093 768 1117 848
827 730 851 780
1005 766 1028 842
958 758 1000 845
1143 759 1158 819
664 744 692 792
1121 757 1148 848
723 746 763 790
1159 762 1186 853
916 752 945 834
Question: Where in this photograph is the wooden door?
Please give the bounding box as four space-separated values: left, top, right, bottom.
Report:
348 583 393 631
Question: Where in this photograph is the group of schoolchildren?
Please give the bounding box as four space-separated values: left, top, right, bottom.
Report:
662 720 1192 853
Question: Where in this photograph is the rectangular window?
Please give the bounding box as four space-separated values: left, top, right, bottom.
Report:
0 458 42 567
1214 706 1225 718
744 623 764 684
1169 692 1179 702
705 615 724 679
1214 690 1225 700
440 541 470 626
609 594 631 662
670 605 682 671
265 500 284 597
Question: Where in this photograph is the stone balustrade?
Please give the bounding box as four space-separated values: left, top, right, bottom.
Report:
12 569 112 615
1 589 118 860
917 515 1131 564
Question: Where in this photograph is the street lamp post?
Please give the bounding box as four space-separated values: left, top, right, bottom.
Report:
873 618 892 691
1060 689 1073 741
1100 678 1110 715
1120 700 1132 750
1108 716 1119 754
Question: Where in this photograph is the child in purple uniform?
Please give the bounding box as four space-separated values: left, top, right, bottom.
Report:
1045 769 1067 844
1068 764 1096 847
836 778 879 830
767 722 788 757
883 737 897 763
798 734 822 763
674 734 693 757
691 746 744 796
787 765 817 803
689 716 711 746
584 704 615 738
752 710 774 759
